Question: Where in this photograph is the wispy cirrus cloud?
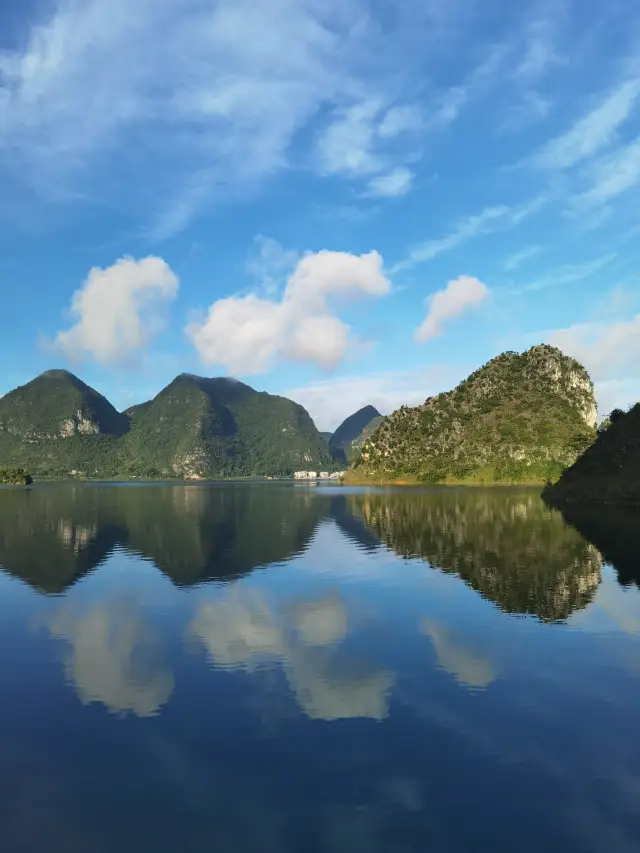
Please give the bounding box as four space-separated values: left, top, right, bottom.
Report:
504 245 543 270
391 196 547 273
366 167 415 198
520 252 617 292
573 136 640 208
532 78 640 169
0 0 441 237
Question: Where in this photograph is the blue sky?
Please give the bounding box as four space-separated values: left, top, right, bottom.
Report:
1 0 639 430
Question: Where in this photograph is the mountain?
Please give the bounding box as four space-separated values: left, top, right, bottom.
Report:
0 370 128 476
119 374 334 478
0 369 128 440
0 370 334 479
329 405 383 462
544 403 640 505
346 345 597 484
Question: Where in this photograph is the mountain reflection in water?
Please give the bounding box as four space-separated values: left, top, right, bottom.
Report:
1 483 640 853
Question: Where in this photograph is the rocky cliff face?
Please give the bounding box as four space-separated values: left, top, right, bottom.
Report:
347 345 597 484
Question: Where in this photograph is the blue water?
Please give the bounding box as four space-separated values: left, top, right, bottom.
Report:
0 482 639 852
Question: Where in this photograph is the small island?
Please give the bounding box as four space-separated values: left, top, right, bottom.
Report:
0 468 33 486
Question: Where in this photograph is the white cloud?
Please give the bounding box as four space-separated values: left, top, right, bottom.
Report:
315 100 420 196
245 235 299 296
521 253 616 292
573 136 640 208
0 1 437 234
391 196 546 273
367 167 414 198
547 313 640 413
316 100 385 177
533 78 640 169
504 245 543 271
187 249 390 374
377 105 423 138
515 17 564 81
53 256 179 365
415 276 488 343
284 363 468 431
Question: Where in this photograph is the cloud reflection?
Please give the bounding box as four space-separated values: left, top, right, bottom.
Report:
46 600 174 717
421 618 497 690
189 590 393 721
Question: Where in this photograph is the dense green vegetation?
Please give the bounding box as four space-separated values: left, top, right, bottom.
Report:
0 468 32 485
329 405 383 462
0 371 334 479
348 489 601 621
544 403 640 505
346 344 597 485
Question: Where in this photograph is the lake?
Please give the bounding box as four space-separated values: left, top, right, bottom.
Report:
1 482 639 853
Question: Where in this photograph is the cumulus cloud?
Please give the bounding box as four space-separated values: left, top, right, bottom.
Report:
53 256 179 365
187 249 391 374
46 601 174 717
189 590 394 721
415 275 488 343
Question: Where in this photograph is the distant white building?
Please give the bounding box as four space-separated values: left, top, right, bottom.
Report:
293 470 346 480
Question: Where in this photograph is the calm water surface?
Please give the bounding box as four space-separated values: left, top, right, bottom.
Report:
1 483 639 852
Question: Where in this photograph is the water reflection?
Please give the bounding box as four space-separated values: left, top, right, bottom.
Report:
1 484 640 852
45 599 174 717
348 489 603 621
550 501 640 588
421 619 497 690
189 590 394 721
0 484 325 592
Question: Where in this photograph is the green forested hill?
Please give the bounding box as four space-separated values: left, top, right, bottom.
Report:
0 370 128 440
0 370 334 479
544 404 640 504
346 345 597 484
329 405 383 461
118 374 334 477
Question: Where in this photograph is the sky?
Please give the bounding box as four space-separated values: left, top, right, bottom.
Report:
1 0 639 431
